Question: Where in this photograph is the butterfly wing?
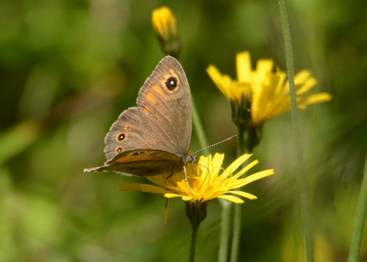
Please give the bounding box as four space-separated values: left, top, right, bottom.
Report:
93 56 192 176
136 56 192 155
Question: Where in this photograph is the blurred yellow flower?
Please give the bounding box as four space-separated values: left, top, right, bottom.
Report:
120 153 275 204
207 51 332 126
152 6 177 41
151 6 180 57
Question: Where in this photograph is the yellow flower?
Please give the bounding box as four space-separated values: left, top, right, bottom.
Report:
152 6 177 41
207 51 332 126
120 153 275 204
151 6 180 57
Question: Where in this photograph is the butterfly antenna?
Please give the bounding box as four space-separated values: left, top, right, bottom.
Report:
192 135 237 156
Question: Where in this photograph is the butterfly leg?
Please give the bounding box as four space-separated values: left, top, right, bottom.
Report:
183 165 188 182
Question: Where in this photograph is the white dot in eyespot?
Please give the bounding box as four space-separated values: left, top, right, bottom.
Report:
165 76 178 90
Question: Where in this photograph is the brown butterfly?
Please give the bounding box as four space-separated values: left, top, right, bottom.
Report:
84 56 193 176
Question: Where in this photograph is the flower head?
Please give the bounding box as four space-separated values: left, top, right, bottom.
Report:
152 6 180 57
207 51 332 126
152 6 177 41
120 153 275 204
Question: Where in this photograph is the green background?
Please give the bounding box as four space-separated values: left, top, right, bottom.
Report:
0 0 366 261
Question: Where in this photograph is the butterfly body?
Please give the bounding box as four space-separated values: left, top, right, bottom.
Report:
85 56 192 176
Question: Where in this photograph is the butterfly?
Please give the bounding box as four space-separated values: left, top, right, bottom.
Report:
84 56 193 176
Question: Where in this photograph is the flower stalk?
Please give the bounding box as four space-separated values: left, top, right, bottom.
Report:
192 101 208 150
186 201 207 262
218 200 232 262
230 125 246 262
277 0 314 261
231 204 242 262
231 123 261 261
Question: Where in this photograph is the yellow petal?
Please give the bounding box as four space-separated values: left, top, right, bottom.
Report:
182 196 193 201
297 77 317 95
121 182 167 194
236 51 252 82
164 193 182 198
229 190 258 200
274 71 287 95
198 153 224 192
207 65 234 100
223 153 252 178
199 153 224 177
232 159 259 179
294 70 312 85
232 169 275 188
256 59 274 80
299 92 332 108
218 195 244 204
209 153 225 174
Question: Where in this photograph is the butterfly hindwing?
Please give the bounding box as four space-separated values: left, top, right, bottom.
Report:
85 150 182 176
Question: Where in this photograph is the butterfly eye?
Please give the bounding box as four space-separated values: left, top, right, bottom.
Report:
117 133 125 141
165 76 178 90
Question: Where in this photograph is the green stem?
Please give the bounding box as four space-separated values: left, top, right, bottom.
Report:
231 205 242 262
192 99 208 150
186 202 206 262
190 221 199 262
277 0 313 261
230 126 246 262
218 200 232 262
348 157 367 262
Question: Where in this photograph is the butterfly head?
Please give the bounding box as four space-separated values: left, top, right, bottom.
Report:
182 153 197 165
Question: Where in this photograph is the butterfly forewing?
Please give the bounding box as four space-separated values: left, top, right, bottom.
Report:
136 56 192 155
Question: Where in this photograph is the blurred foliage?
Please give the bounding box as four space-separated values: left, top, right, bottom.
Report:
0 0 366 261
